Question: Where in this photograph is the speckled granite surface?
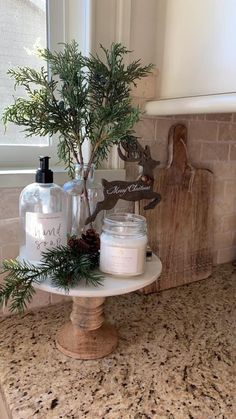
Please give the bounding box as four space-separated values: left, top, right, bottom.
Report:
0 263 235 419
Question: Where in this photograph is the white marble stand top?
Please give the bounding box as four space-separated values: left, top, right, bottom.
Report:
33 255 162 298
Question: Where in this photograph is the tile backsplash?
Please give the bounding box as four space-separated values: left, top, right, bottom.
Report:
134 113 236 268
131 75 235 268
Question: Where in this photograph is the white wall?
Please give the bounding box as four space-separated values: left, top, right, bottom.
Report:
82 0 236 100
129 0 158 65
159 0 236 99
90 0 158 65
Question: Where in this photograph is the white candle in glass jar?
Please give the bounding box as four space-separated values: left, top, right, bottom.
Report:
99 213 147 277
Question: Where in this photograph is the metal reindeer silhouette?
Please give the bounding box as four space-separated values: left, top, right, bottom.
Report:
85 139 161 224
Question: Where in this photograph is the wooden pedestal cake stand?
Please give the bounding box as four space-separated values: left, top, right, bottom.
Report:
34 256 162 360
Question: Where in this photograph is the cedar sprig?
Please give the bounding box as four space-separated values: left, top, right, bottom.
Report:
0 239 103 314
0 259 47 314
2 41 154 178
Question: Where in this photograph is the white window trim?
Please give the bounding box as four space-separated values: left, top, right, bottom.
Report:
0 168 125 188
0 0 130 172
0 0 91 169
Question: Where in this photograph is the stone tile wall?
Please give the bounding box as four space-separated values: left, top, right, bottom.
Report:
133 113 236 267
130 75 235 267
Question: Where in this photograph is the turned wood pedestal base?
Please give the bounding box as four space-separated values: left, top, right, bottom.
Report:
33 256 162 360
56 297 118 360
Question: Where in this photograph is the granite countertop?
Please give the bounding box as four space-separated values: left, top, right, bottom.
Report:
0 264 235 419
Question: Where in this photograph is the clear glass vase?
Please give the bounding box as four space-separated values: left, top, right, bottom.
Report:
63 164 103 236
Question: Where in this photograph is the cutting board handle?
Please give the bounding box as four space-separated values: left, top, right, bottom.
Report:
166 123 189 172
166 123 196 191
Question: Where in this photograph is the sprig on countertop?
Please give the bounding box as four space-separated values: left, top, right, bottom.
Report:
0 231 103 314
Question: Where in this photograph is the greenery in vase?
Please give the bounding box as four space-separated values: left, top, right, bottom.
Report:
2 41 153 179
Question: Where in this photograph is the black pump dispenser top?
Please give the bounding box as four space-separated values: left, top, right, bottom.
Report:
36 156 53 183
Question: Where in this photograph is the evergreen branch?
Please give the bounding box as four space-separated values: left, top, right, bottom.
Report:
0 246 103 314
57 137 75 178
2 41 154 179
0 259 47 314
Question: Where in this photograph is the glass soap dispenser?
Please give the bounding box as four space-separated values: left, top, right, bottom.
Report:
19 156 68 263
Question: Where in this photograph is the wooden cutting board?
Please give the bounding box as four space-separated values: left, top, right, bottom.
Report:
139 123 213 293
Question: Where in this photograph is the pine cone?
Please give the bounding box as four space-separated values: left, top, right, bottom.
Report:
68 236 90 254
68 230 100 255
81 229 100 253
67 236 79 250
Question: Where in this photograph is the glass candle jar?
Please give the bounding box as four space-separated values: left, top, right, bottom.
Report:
100 213 148 277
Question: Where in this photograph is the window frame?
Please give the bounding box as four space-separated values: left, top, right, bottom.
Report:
0 0 127 171
0 0 91 169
